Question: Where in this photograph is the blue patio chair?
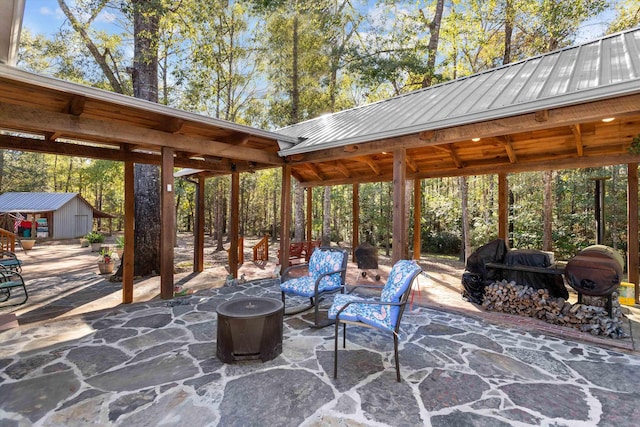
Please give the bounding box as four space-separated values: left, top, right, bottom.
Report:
0 250 22 273
329 259 422 382
280 246 348 328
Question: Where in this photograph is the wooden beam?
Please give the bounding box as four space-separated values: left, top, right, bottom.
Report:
352 183 359 261
194 176 205 273
162 117 184 133
306 187 313 241
570 124 584 156
160 146 175 299
287 94 640 164
535 110 549 122
0 134 244 171
66 95 86 116
413 178 421 260
0 102 283 164
229 172 240 278
498 173 508 242
280 164 292 272
628 163 639 303
122 161 134 304
392 149 407 263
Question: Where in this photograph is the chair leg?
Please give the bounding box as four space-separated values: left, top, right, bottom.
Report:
394 333 400 382
342 323 346 348
334 319 340 379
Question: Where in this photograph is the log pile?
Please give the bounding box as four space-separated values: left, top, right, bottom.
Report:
481 280 627 338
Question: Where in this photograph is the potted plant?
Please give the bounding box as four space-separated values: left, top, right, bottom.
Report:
86 232 105 252
115 236 125 258
97 248 115 274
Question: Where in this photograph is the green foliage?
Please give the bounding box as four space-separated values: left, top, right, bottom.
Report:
85 232 105 243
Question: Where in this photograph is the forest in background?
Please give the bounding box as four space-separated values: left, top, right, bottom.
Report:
3 0 639 261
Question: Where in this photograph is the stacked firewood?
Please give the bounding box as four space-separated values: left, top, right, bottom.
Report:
482 280 627 338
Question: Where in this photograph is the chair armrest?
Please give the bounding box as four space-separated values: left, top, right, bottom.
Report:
335 298 404 317
281 263 310 283
313 267 347 291
0 268 22 282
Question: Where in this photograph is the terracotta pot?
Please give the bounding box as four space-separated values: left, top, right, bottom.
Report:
98 261 115 275
21 239 36 250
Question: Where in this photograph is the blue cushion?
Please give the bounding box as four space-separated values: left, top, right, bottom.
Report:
280 249 345 297
329 260 421 331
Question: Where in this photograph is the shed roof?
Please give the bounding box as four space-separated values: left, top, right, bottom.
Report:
0 192 115 218
277 27 640 156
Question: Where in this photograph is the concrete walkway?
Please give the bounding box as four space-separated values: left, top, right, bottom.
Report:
2 276 640 426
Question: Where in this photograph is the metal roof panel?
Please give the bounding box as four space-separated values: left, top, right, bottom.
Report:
0 192 78 213
279 28 640 156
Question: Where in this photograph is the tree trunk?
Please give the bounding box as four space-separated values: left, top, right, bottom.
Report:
290 14 300 124
422 0 445 88
322 186 331 245
460 176 471 263
503 0 514 65
543 170 553 251
131 0 161 277
57 0 125 94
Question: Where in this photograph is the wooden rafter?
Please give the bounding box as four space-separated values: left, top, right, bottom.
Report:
334 160 351 178
406 154 419 173
433 144 463 168
305 162 325 180
495 135 517 163
355 155 381 175
570 124 584 156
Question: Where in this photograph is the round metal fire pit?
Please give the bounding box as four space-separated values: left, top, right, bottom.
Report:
216 297 283 363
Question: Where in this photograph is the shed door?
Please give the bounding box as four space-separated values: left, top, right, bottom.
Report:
75 215 89 237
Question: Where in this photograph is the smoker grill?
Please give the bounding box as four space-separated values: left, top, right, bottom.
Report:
564 245 624 317
354 243 381 281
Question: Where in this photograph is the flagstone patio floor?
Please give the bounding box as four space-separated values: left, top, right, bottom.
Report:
1 240 640 425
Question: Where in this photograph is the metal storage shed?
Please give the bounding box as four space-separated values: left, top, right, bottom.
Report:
0 192 114 239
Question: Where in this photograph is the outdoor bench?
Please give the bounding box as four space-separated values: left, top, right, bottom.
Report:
0 268 28 307
0 250 22 273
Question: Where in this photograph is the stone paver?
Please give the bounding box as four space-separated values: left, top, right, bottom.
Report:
1 278 640 426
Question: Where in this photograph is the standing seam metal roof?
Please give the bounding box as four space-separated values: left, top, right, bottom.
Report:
277 27 640 156
0 192 80 213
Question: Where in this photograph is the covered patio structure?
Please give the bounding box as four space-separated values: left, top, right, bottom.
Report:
1 0 640 306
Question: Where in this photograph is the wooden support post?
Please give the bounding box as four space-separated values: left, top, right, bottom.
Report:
498 173 508 243
123 161 134 303
413 178 421 260
160 147 175 299
194 176 205 273
229 171 240 278
628 163 639 303
306 187 313 241
392 149 407 263
352 183 359 261
280 164 292 272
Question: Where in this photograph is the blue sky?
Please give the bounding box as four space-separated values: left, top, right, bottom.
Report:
22 0 616 42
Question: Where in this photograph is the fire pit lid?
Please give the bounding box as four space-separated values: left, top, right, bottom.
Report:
217 297 283 319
